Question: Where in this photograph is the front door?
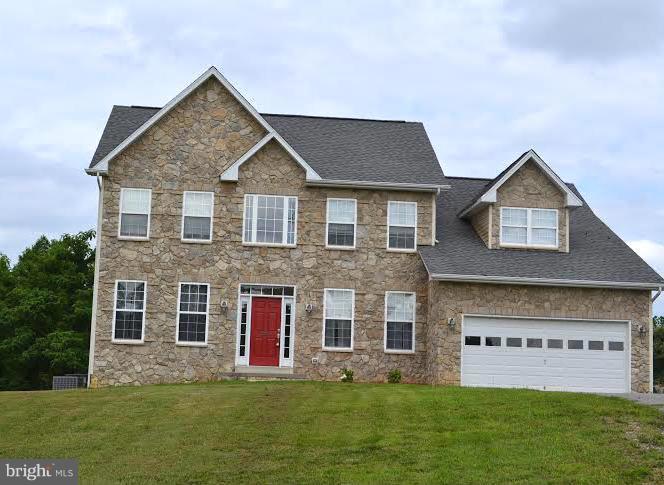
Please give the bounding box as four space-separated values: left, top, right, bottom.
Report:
249 297 281 366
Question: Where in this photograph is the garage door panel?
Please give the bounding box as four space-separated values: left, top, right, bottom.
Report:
461 316 629 393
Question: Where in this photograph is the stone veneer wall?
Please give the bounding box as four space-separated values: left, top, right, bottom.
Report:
470 206 491 248
91 77 434 386
490 160 568 252
425 281 652 392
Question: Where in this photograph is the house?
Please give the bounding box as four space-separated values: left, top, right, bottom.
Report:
85 66 663 393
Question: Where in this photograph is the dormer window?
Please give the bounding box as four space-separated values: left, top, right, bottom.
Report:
500 207 558 248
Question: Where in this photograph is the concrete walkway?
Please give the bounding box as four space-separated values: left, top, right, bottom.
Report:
608 393 664 412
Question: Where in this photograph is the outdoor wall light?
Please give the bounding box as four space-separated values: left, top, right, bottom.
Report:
447 317 456 329
220 300 228 311
305 303 314 313
638 325 647 338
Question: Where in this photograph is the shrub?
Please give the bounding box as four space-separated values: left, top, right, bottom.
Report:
388 369 402 384
340 368 354 383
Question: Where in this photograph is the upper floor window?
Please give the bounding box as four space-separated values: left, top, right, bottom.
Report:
112 280 146 343
243 194 297 246
119 188 151 239
387 201 417 251
326 198 357 249
385 292 415 353
323 288 354 351
182 191 214 242
176 283 209 345
500 207 558 248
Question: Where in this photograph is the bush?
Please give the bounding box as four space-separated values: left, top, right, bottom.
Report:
340 368 354 383
388 369 402 384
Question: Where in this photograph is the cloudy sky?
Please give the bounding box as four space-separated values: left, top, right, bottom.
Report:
1 1 663 310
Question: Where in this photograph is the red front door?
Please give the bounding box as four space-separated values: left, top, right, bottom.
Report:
249 297 282 366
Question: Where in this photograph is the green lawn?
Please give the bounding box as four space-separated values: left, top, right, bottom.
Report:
1 381 663 484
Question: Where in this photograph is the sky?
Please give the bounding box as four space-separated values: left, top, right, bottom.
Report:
0 0 662 311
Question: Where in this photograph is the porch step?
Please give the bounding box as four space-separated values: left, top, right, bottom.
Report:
221 366 307 381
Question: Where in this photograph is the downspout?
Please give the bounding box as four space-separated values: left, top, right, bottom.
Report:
652 287 662 303
87 174 104 387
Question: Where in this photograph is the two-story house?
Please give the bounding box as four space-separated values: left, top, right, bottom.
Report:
85 67 663 393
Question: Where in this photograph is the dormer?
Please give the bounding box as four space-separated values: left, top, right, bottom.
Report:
458 150 582 253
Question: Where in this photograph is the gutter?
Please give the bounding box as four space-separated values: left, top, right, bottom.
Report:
429 273 663 291
306 179 450 193
653 287 663 302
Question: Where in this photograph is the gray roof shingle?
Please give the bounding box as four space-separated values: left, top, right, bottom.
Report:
89 106 447 186
419 176 664 286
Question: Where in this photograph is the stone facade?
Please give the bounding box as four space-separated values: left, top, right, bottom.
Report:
90 76 653 392
487 160 569 252
91 78 433 386
425 282 652 392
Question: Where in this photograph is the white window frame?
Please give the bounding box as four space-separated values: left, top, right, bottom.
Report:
242 194 298 247
384 291 416 354
325 198 357 250
181 191 214 243
111 279 147 344
386 201 418 252
499 207 559 249
118 188 152 240
175 282 210 347
321 288 355 352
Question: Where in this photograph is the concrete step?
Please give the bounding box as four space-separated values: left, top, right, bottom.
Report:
221 366 307 380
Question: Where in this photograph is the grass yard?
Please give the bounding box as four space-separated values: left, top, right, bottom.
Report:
1 381 664 484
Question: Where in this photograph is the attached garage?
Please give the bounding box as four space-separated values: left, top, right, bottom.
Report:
461 315 630 393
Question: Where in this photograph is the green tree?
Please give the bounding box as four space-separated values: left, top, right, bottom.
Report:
0 231 94 390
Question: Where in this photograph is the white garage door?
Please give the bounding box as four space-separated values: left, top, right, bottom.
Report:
461 316 630 393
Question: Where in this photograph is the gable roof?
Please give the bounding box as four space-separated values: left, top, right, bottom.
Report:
458 149 583 218
419 176 664 289
86 66 321 181
87 67 447 189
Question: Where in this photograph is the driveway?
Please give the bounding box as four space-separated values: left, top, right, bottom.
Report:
609 393 664 412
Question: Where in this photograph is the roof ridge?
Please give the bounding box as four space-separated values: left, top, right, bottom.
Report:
445 175 493 181
261 112 408 123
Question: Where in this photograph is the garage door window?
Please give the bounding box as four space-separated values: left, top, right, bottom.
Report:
506 337 522 347
568 340 584 349
547 339 563 349
588 340 604 350
526 338 542 348
609 341 624 351
485 337 501 347
465 336 481 346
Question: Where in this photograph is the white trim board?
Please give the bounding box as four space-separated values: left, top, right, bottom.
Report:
459 149 583 218
429 273 662 290
87 66 321 181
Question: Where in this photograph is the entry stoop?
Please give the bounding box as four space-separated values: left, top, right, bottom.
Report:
221 366 307 381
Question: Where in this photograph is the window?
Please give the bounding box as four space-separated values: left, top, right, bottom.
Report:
465 336 481 346
326 198 357 249
506 337 522 347
119 188 151 239
500 207 558 248
182 192 213 241
485 337 501 347
239 299 249 357
243 195 297 246
609 341 624 351
526 338 542 348
387 201 417 251
385 292 415 352
547 339 563 349
113 281 146 342
568 340 584 350
176 283 209 345
323 289 354 350
283 301 293 359
588 340 604 350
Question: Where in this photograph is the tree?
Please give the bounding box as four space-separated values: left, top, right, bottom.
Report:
0 231 94 390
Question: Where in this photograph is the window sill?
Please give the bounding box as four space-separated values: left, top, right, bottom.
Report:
499 243 559 250
386 247 417 253
384 349 415 355
111 339 145 345
325 245 356 251
176 342 208 347
118 236 149 242
242 242 297 249
181 239 213 244
322 347 353 353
